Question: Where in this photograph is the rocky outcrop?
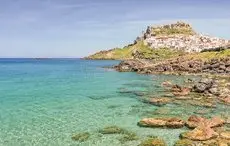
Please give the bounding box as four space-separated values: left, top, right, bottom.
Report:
202 58 230 74
114 59 145 72
115 56 230 75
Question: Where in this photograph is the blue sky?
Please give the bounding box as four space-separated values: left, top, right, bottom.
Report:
0 0 229 58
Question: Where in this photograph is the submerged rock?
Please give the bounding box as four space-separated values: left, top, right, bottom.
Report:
161 81 173 88
173 88 191 96
138 117 184 128
118 131 139 143
188 100 217 108
153 108 170 115
148 97 173 106
71 132 90 142
170 84 191 96
174 139 193 146
175 96 192 100
138 137 166 146
99 126 125 134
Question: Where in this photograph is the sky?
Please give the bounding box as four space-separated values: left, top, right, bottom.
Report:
0 0 230 58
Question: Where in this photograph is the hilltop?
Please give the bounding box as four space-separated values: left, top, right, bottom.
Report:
86 21 229 60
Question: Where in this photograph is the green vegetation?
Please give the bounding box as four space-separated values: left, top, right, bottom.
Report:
138 137 166 146
185 49 230 61
87 41 185 60
87 47 132 60
71 132 90 142
133 42 185 60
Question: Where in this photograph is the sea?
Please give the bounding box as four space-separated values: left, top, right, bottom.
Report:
0 59 229 146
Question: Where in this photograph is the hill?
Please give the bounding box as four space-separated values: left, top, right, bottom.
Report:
86 21 229 60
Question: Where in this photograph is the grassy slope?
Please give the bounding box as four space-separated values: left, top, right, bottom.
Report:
86 41 185 60
86 23 195 60
86 47 132 60
183 49 230 61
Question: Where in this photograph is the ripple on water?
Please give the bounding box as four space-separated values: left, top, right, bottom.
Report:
0 60 229 146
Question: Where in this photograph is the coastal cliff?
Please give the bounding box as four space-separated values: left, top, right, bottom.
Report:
86 22 230 60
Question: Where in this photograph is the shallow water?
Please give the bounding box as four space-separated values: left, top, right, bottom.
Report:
0 59 229 146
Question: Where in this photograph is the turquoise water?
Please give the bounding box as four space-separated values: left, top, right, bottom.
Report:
0 59 229 146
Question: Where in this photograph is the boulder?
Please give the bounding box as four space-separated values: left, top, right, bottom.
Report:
193 78 213 93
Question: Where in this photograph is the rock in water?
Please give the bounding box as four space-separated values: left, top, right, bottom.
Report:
138 137 166 146
186 115 206 128
114 60 145 72
147 97 172 106
138 118 184 128
181 125 218 141
193 78 213 93
71 132 90 142
186 115 225 129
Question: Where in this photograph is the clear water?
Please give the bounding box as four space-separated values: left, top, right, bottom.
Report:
0 59 229 146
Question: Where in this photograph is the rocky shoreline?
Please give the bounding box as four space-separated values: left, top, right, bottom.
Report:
111 57 230 145
114 51 230 75
83 21 230 145
72 76 230 145
137 77 230 145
